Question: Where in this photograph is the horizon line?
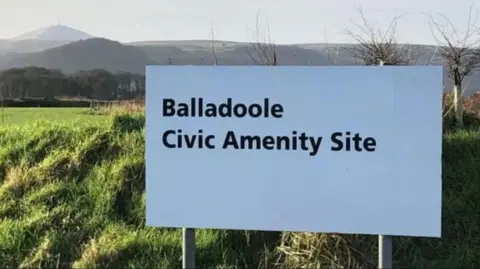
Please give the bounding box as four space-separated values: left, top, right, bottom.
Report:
0 36 441 47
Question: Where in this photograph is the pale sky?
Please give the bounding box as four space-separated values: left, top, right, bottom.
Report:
1 0 477 45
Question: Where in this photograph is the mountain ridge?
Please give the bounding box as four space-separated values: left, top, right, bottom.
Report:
0 38 158 74
11 25 94 41
1 26 479 95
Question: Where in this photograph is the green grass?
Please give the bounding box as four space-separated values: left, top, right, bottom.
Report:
0 108 109 126
0 113 479 268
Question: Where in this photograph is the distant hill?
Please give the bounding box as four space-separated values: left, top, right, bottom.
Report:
0 38 158 74
0 39 72 54
11 25 94 41
0 25 479 95
0 25 95 55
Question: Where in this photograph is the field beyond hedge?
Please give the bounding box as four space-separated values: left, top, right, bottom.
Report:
0 113 480 268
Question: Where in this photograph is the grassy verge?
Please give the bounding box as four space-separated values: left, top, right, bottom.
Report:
0 114 479 268
0 108 109 126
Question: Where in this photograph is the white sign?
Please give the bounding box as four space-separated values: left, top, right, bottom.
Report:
145 66 443 238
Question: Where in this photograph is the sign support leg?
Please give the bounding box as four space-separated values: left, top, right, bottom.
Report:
377 61 392 269
378 235 392 269
182 227 196 269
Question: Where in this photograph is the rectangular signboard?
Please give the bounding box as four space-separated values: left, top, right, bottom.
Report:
145 66 443 238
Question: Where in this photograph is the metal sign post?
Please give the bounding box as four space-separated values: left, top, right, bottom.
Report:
379 234 393 268
378 60 393 269
182 227 196 269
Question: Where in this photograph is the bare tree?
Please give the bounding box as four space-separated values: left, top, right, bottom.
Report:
246 12 277 65
344 6 418 65
427 4 480 127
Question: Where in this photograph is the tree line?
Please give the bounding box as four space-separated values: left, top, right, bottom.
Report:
0 67 145 100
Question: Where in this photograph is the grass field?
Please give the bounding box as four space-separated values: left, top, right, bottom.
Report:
0 106 480 268
0 108 109 126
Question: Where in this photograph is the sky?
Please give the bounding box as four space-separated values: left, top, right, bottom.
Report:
0 0 478 45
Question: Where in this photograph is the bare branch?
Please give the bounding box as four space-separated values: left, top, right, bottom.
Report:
246 11 278 65
427 3 480 82
343 5 418 65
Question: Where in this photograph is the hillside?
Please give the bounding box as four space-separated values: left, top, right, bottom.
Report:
0 40 72 54
0 38 158 74
0 25 96 55
0 37 479 94
0 114 479 267
11 25 94 41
